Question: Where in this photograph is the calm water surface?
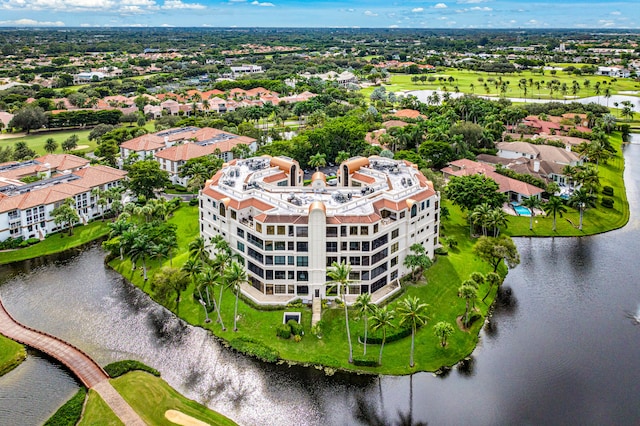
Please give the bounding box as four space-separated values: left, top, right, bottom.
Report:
1 140 640 425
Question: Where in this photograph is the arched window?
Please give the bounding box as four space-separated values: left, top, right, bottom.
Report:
219 203 226 217
410 204 417 218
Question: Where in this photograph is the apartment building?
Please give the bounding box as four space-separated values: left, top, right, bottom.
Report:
0 154 126 241
199 155 440 305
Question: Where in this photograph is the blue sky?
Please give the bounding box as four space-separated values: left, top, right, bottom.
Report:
0 0 638 29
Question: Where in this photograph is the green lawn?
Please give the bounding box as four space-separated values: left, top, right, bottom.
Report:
505 133 629 237
110 204 498 375
0 335 26 376
361 69 640 99
0 221 111 265
78 390 124 426
108 371 237 426
0 128 97 156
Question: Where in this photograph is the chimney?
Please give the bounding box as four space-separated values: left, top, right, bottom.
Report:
533 160 540 173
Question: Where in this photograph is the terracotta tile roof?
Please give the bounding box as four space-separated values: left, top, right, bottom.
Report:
352 172 376 184
154 143 212 162
382 120 409 129
120 134 165 151
394 109 426 119
263 172 288 183
72 165 127 187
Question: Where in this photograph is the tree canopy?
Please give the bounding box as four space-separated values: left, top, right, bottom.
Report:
445 174 507 211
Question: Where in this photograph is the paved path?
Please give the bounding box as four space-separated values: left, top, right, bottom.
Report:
311 297 322 326
0 298 145 426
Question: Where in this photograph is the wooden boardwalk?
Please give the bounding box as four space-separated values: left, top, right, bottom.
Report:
0 298 145 425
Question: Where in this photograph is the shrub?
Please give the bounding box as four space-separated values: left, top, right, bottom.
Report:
104 360 160 378
276 323 292 339
293 334 302 343
229 337 279 363
189 198 199 206
353 357 379 367
18 240 29 248
362 326 415 345
25 237 39 245
287 319 304 336
435 247 449 256
602 197 614 208
602 186 614 196
44 388 86 426
443 237 458 249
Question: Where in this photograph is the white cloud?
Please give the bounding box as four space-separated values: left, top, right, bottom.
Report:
470 6 492 11
411 7 423 12
228 0 246 2
598 19 615 27
251 0 274 6
364 10 378 16
610 11 621 15
527 19 538 24
160 23 174 26
389 24 399 28
434 3 447 9
457 0 486 3
0 18 65 25
161 0 205 9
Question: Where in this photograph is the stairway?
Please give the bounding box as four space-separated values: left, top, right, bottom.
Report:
311 297 322 326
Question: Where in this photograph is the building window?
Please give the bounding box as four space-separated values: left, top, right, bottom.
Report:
326 256 338 266
391 256 398 267
231 210 237 220
297 271 309 281
288 271 295 280
297 242 308 252
275 256 286 265
275 271 286 280
341 226 347 237
373 223 379 233
349 241 360 251
350 226 358 236
277 226 286 235
297 256 309 267
349 256 361 266
266 256 273 265
391 242 399 254
360 226 368 235
400 211 406 219
237 228 245 238
266 270 274 280
267 226 275 235
248 247 264 263
392 229 399 239
372 248 388 264
265 241 273 251
297 285 309 295
275 241 286 250
237 242 245 252
362 256 370 266
247 233 264 249
327 242 337 252
373 234 388 249
371 262 388 279
296 226 308 237
411 204 417 218
288 256 294 265
326 227 338 237
341 242 348 251
362 241 370 252
391 270 398 280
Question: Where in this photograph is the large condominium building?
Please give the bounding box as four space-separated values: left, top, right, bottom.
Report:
199 155 440 305
0 154 126 242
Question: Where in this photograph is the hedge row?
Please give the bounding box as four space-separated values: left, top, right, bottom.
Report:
44 388 87 426
360 325 415 345
229 337 279 363
104 360 160 378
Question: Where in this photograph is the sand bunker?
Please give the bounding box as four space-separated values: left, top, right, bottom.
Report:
165 410 211 426
73 145 89 150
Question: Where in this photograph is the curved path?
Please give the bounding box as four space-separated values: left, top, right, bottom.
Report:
0 298 145 425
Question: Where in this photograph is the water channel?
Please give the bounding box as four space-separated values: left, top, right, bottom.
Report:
1 138 640 425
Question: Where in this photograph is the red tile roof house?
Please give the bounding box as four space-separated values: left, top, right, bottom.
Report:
0 154 126 242
153 128 257 186
441 158 544 204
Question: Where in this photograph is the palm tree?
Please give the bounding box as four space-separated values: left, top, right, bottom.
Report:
521 197 542 231
189 236 211 264
397 296 428 368
482 271 503 303
403 243 432 283
486 208 508 237
370 306 395 366
568 188 597 230
44 137 58 153
211 251 232 331
224 261 247 332
308 152 326 172
470 203 492 236
576 164 600 194
327 261 355 363
200 267 222 325
353 293 375 356
458 283 478 328
543 196 567 232
433 321 454 347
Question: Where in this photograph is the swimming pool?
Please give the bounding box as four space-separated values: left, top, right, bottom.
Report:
511 202 532 216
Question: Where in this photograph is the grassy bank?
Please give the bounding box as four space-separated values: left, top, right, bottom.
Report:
110 204 498 375
505 133 629 237
0 221 110 265
0 335 26 376
79 371 237 426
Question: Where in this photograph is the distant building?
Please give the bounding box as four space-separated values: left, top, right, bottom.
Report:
230 64 263 78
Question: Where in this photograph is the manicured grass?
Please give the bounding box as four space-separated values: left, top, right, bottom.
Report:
108 371 237 426
361 69 640 99
0 335 26 376
110 204 498 375
0 128 96 156
78 390 124 426
0 221 111 265
505 133 629 237
44 388 87 426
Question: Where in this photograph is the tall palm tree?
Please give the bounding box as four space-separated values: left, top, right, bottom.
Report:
211 251 232 331
327 261 355 363
521 197 542 231
354 293 375 356
470 203 492 236
576 164 600 194
308 152 326 171
568 188 597 230
370 306 395 366
224 261 247 332
543 196 568 232
189 236 211 264
486 208 508 237
397 296 429 368
458 283 478 328
200 267 223 326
